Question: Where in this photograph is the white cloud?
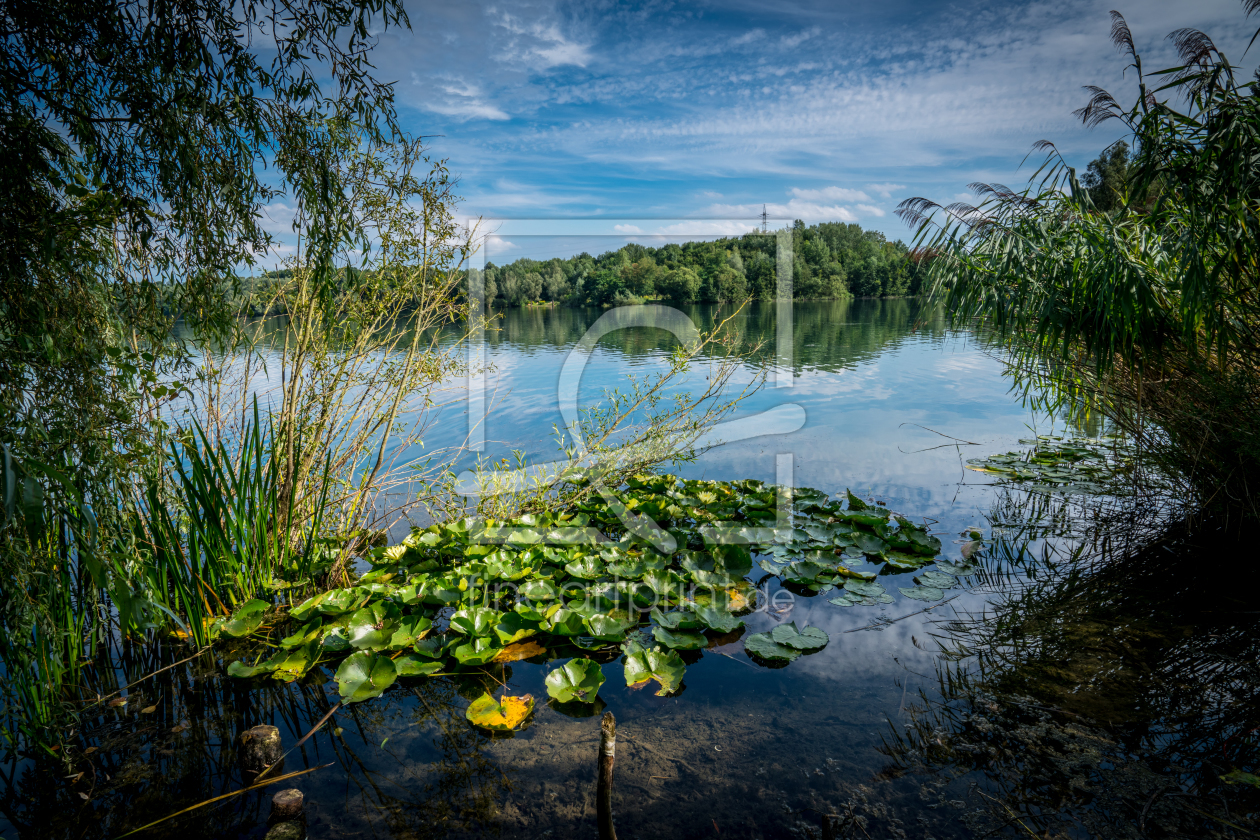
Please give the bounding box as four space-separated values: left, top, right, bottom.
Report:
780 26 821 49
855 204 886 217
655 220 760 236
866 183 905 199
790 186 871 202
613 224 643 234
493 12 592 69
731 28 765 46
413 74 510 121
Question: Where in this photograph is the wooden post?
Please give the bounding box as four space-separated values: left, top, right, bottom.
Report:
239 724 283 778
597 711 617 840
269 788 305 823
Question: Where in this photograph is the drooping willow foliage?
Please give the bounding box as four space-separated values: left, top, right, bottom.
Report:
899 4 1260 519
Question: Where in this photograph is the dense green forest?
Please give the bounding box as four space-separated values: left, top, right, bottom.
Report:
477 220 921 307
243 219 921 312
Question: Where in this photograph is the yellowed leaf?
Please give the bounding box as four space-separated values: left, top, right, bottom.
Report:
82 746 97 755
725 588 751 612
140 705 157 714
465 693 534 731
492 640 546 663
107 697 127 708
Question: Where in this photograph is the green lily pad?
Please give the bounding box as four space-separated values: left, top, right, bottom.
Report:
844 580 886 597
695 605 743 633
519 580 560 601
280 620 321 649
851 532 890 555
829 591 894 607
546 608 587 637
545 658 606 703
347 602 402 651
227 656 278 678
641 569 685 600
651 626 707 650
269 642 319 682
321 626 351 651
389 614 433 649
769 622 829 651
622 640 686 695
494 612 541 645
743 631 800 662
317 587 372 616
586 613 637 641
219 599 269 638
395 654 444 677
413 635 450 659
449 606 501 636
914 571 958 589
900 585 945 601
564 556 605 580
885 553 934 573
650 607 703 630
452 636 501 665
335 651 397 703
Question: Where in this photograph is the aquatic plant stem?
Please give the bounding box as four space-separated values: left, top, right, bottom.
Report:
597 711 617 840
85 646 212 709
115 763 332 838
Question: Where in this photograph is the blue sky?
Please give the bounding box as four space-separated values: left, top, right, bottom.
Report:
262 0 1256 263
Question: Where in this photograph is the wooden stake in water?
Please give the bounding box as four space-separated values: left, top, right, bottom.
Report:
597 711 617 840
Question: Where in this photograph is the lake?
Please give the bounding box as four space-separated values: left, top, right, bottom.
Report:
9 298 1249 840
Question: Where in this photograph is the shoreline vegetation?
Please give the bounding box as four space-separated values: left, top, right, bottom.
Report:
3 0 1260 836
234 219 925 316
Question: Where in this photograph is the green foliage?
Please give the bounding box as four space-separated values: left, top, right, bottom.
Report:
900 5 1260 518
479 220 917 308
223 476 958 699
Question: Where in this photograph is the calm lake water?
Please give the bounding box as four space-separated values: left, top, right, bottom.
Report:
8 299 1253 840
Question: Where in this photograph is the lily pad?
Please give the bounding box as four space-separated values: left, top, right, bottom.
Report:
769 622 829 651
545 609 587 637
492 639 547 662
914 571 958 589
829 591 894 607
494 612 541 645
280 620 321 649
695 605 743 633
650 607 703 630
394 653 444 677
389 614 433 649
219 599 269 638
899 585 945 602
844 579 887 597
335 651 397 703
226 657 278 678
452 636 501 665
347 602 402 651
449 606 500 637
544 658 606 703
622 640 686 695
743 631 800 662
564 556 605 580
466 693 534 731
586 613 637 641
519 580 560 601
651 626 707 650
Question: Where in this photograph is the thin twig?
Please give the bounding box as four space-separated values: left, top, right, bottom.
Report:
87 646 212 709
842 595 963 633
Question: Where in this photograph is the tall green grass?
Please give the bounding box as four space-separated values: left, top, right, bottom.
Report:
0 400 334 754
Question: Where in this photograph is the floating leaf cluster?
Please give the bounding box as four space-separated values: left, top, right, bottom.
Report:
223 475 971 723
966 435 1135 495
